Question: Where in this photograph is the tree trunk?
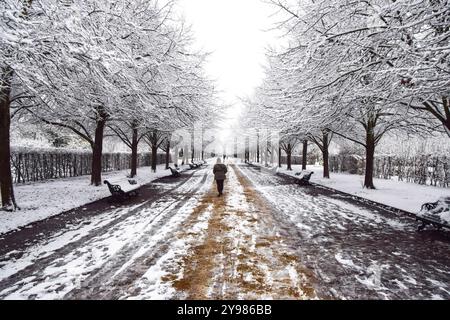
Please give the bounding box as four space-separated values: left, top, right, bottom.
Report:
264 137 268 167
151 145 157 172
287 144 292 171
0 0 34 209
165 141 170 170
91 111 106 186
302 140 308 170
364 127 376 189
322 132 330 179
0 74 16 210
444 97 450 135
182 144 187 165
270 142 274 166
322 146 330 179
201 129 205 161
174 146 179 167
245 137 249 162
278 146 281 168
256 132 260 163
130 127 138 177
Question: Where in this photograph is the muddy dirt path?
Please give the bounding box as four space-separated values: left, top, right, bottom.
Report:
157 163 317 300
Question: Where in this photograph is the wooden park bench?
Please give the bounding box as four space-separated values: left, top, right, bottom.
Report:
188 161 203 169
104 179 140 202
294 170 314 185
416 197 450 231
188 163 197 169
168 166 181 177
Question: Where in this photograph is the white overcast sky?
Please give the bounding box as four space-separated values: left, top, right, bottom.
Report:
175 0 284 128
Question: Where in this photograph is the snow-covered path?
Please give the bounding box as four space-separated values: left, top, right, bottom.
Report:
0 161 449 300
126 163 316 300
239 164 450 300
0 168 211 299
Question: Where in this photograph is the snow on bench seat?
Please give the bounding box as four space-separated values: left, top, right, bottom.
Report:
295 170 314 179
416 197 450 230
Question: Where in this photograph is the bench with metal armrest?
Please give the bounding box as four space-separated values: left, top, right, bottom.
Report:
168 166 181 177
104 179 140 202
188 161 204 169
416 197 450 231
294 170 314 185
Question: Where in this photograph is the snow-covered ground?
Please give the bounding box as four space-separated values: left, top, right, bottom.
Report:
0 166 211 299
0 161 317 300
268 164 448 214
0 164 188 235
238 163 450 299
126 162 316 300
0 160 448 300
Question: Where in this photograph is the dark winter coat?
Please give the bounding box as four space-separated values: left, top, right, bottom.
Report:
213 164 228 180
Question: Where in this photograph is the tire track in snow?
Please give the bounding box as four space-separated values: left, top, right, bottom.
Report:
153 162 317 299
0 168 209 299
239 164 450 299
0 168 198 259
64 170 211 299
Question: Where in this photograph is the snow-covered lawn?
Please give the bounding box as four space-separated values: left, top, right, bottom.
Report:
0 164 187 235
257 163 448 214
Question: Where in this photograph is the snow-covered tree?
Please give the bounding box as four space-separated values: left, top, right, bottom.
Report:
1 0 75 209
1 0 217 210
257 0 449 188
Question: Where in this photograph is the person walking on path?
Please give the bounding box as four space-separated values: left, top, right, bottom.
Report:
213 158 228 197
